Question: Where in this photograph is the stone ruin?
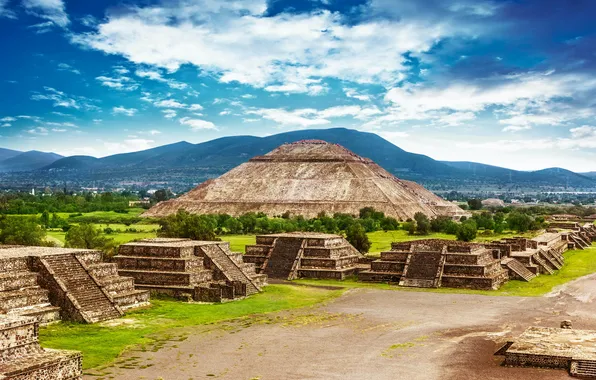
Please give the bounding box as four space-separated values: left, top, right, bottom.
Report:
243 233 363 280
0 246 149 324
115 238 267 303
0 315 82 380
359 239 508 290
143 140 469 221
496 325 596 378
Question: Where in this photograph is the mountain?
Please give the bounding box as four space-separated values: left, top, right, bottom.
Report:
2 128 596 191
443 161 596 188
0 148 21 162
45 128 458 177
0 151 63 172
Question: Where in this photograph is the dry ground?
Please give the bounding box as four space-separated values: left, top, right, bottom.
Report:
91 275 596 380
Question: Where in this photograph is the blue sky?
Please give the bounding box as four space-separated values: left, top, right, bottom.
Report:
1 0 596 171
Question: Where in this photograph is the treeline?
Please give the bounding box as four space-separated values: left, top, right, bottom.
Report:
0 192 138 214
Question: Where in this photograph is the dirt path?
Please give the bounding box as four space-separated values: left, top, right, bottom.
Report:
92 274 596 380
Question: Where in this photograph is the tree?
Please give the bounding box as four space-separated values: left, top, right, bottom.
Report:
345 223 371 253
413 212 431 235
467 199 483 210
39 211 50 228
65 223 115 252
506 212 533 232
380 217 399 231
158 210 219 241
456 220 477 242
0 216 47 246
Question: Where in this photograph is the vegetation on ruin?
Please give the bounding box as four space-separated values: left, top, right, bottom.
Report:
39 285 344 370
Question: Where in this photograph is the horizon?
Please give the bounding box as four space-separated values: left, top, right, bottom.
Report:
1 0 596 171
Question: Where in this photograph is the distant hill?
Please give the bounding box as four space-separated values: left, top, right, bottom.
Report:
0 148 21 162
45 128 458 177
0 151 63 172
1 128 596 190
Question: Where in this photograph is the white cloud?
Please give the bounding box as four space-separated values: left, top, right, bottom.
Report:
219 110 231 116
0 0 16 18
502 125 532 132
0 117 16 122
241 94 255 99
179 117 217 130
22 0 69 27
113 66 129 74
343 87 372 101
189 104 203 111
27 127 49 135
161 109 177 119
27 21 55 34
154 99 186 108
96 75 138 91
30 87 98 110
57 62 81 75
102 138 154 155
1 123 11 127
112 106 137 116
51 128 67 132
72 1 459 94
247 105 382 127
135 69 187 89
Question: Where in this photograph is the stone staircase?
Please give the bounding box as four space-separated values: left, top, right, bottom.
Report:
77 253 150 311
0 315 82 380
0 258 60 325
263 237 305 279
198 244 260 295
501 258 536 282
538 249 562 270
532 254 555 275
40 254 122 323
399 249 446 288
571 359 596 378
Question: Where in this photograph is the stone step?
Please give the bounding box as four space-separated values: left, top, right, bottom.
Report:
111 289 151 311
99 276 135 293
501 258 537 282
199 244 260 295
7 304 61 325
0 288 50 310
533 255 555 275
117 269 213 286
87 263 119 278
0 348 82 380
0 272 38 292
571 359 596 378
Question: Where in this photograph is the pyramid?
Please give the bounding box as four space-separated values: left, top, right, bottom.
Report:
144 140 467 221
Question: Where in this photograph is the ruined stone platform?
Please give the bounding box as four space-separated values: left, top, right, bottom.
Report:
0 315 82 380
116 238 266 302
500 326 596 378
359 239 508 290
244 233 363 280
0 246 149 324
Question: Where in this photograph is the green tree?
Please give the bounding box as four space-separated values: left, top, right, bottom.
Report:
380 217 399 231
65 223 115 251
39 210 50 228
413 212 431 235
0 216 47 246
158 210 219 241
456 220 477 242
345 223 371 253
506 212 533 232
467 199 483 210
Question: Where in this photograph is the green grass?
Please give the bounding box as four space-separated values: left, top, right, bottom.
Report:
220 234 257 252
297 245 596 297
40 285 343 370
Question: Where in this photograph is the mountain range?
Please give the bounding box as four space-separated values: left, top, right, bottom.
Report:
1 128 595 190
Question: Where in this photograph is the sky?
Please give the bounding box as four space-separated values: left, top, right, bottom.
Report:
1 0 596 172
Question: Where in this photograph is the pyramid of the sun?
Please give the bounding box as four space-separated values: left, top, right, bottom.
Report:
144 140 467 221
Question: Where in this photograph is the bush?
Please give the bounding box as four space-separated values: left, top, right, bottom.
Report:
158 210 220 241
345 223 371 253
0 216 47 246
456 220 477 242
65 223 117 257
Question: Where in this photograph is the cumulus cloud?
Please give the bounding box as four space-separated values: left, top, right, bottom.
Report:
135 69 187 89
154 99 186 108
70 0 463 94
22 0 69 27
179 117 217 130
102 138 154 154
112 106 137 116
96 75 138 91
161 109 177 119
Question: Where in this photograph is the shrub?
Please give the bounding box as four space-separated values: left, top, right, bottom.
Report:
345 223 371 253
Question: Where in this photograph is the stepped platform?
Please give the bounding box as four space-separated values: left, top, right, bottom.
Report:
0 246 148 324
360 239 507 290
244 233 363 280
0 315 82 380
115 238 265 303
498 326 596 378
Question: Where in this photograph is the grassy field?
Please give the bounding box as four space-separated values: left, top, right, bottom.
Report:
40 285 343 370
297 245 596 297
